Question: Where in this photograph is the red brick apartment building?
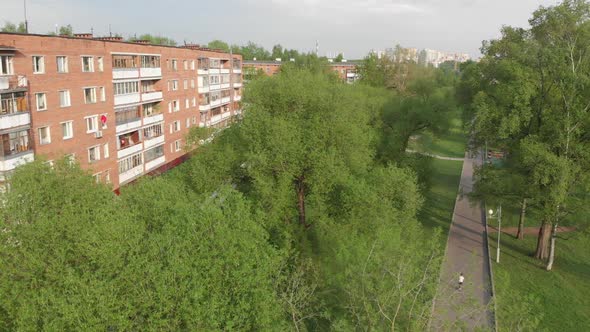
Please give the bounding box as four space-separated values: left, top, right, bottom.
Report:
0 32 242 190
243 60 359 83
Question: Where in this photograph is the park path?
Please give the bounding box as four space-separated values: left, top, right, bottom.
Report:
405 149 465 161
431 151 494 331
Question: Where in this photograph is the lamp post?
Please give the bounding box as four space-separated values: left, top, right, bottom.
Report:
488 206 502 263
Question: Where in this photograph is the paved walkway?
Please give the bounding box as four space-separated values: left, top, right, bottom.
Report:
431 152 494 331
405 149 465 161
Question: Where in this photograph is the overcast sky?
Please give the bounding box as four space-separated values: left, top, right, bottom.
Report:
2 0 560 59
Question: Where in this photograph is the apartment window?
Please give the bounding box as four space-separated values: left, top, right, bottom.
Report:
88 145 101 163
38 126 51 145
185 98 189 109
0 55 13 75
144 145 164 162
192 116 196 125
141 80 156 93
118 153 143 173
183 79 188 90
59 90 71 107
97 57 103 72
113 55 137 69
191 60 195 70
143 123 163 139
170 120 180 133
173 100 179 112
86 116 98 133
183 60 188 70
61 121 73 140
35 93 47 111
82 56 94 72
118 130 141 150
99 87 105 101
84 87 97 104
93 173 101 184
186 118 190 128
210 59 220 68
171 59 177 71
143 102 161 117
115 106 141 125
190 79 195 89
114 81 139 95
103 143 109 159
173 139 181 152
171 80 178 91
32 56 45 74
56 56 68 73
104 170 111 184
192 97 196 107
198 57 209 70
1 130 30 157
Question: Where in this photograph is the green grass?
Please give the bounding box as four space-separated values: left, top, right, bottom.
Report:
408 114 467 158
489 228 590 331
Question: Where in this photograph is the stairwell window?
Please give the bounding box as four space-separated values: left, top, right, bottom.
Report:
32 56 45 74
56 56 68 73
82 56 94 72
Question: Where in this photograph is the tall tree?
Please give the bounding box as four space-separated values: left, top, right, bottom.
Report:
1 21 26 33
207 39 230 52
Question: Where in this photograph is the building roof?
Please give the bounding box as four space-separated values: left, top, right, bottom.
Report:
243 60 359 67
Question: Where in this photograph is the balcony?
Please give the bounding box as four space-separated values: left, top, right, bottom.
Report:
0 75 27 92
118 142 143 159
209 68 220 75
0 150 34 173
233 82 243 88
114 93 140 106
116 106 142 133
233 69 242 74
143 113 163 125
119 164 144 184
199 104 211 112
211 99 221 107
199 86 210 93
220 68 230 74
220 83 230 89
209 84 221 91
144 134 165 149
140 67 162 78
145 155 165 172
221 97 231 105
113 68 140 80
141 91 163 102
234 95 242 102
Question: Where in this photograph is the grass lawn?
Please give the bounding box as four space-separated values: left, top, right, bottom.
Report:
489 227 590 331
408 113 467 159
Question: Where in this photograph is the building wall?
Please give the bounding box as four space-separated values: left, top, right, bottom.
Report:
243 61 359 82
0 33 242 190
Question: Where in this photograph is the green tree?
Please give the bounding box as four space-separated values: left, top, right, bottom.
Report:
271 44 284 60
1 21 26 33
130 34 177 46
334 53 344 62
207 39 230 52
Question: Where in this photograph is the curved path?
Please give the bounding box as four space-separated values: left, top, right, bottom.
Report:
405 149 465 161
431 151 494 331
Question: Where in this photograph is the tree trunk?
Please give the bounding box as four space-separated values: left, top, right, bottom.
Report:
517 198 527 240
296 175 308 228
534 221 551 260
546 223 558 271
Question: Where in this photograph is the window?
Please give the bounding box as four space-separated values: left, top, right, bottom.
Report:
118 153 143 173
118 130 141 149
32 56 45 74
170 120 180 133
1 130 30 157
104 170 111 184
93 173 101 183
184 79 188 90
192 116 196 125
86 116 98 133
88 145 100 163
0 55 13 75
84 87 97 104
171 80 178 91
185 98 189 109
97 57 103 72
38 126 51 145
113 82 139 95
103 143 109 159
186 118 190 128
61 121 73 140
191 79 195 89
143 123 163 139
115 106 141 125
66 153 76 165
59 90 71 107
174 140 181 152
35 93 47 111
173 100 180 112
144 145 164 162
141 80 156 93
171 59 177 71
191 60 195 70
192 97 196 107
183 60 188 70
82 56 94 72
99 87 105 101
56 56 68 73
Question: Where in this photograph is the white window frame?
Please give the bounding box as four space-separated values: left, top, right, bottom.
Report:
104 143 109 159
174 139 181 152
172 80 178 91
191 60 195 70
173 100 179 112
183 60 188 70
88 145 101 163
97 57 104 72
81 56 94 72
99 87 106 101
61 121 73 140
185 98 189 109
85 115 99 133
38 126 51 145
183 79 188 90
32 56 45 74
0 55 14 75
84 87 97 104
56 56 68 73
59 90 71 108
35 93 47 111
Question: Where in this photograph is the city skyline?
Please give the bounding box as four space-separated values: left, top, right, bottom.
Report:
2 0 559 59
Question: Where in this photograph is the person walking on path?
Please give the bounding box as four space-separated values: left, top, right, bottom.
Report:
458 273 465 290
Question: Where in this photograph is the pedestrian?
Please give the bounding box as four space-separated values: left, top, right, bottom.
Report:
458 273 465 290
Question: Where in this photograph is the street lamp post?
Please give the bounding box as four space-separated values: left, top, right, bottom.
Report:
488 206 502 263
